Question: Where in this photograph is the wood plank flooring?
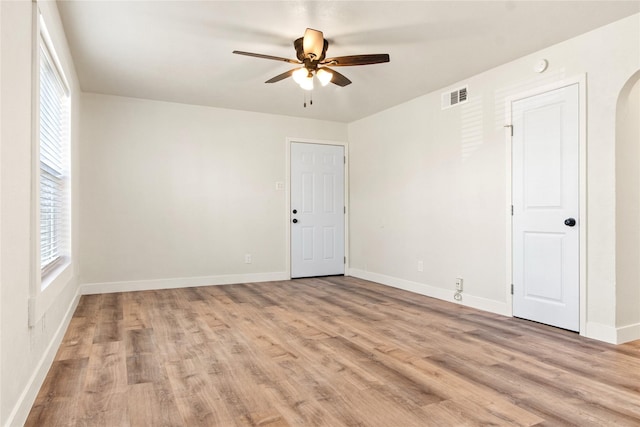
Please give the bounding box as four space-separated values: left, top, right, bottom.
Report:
27 276 640 426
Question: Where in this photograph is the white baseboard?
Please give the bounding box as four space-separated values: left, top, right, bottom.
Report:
585 321 618 344
615 322 640 344
584 322 640 344
348 268 509 316
6 288 81 427
80 271 289 295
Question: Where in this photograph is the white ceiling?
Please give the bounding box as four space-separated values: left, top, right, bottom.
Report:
57 1 640 123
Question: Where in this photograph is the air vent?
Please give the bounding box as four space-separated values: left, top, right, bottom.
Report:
441 85 469 110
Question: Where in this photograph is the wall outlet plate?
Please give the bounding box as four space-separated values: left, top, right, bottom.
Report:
455 278 463 291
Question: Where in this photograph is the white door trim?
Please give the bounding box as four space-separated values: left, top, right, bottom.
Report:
504 74 587 335
285 137 349 279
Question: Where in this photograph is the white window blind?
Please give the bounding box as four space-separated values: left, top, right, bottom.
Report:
39 31 70 276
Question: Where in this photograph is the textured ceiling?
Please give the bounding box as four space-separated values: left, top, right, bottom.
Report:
57 1 640 122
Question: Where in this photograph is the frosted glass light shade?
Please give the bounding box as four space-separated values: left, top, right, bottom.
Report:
300 76 314 91
292 67 308 84
316 68 333 86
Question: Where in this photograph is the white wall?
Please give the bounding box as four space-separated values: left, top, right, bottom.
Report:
616 72 640 337
79 94 348 291
348 14 640 343
0 1 82 425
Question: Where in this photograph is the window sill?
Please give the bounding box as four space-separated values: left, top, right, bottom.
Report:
41 257 70 290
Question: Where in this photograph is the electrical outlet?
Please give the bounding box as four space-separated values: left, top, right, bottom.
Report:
455 278 463 292
244 254 252 264
417 260 424 272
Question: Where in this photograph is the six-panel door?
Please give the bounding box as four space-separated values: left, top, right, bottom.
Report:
291 142 345 278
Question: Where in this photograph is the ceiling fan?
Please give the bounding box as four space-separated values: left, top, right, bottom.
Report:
233 28 390 90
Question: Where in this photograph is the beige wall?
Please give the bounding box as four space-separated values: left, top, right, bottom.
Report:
79 94 348 289
348 14 640 343
0 1 82 425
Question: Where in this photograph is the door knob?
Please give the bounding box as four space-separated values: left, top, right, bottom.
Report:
292 219 298 223
564 218 576 227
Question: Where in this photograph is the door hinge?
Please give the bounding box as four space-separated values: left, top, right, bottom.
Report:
511 205 514 216
344 256 346 264
511 284 514 295
344 206 346 214
504 124 513 136
344 156 346 164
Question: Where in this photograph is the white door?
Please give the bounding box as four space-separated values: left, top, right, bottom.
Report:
512 84 580 331
291 142 345 278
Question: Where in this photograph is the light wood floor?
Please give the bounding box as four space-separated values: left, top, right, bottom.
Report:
27 276 640 426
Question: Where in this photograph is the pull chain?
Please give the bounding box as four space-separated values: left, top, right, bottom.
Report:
302 90 315 108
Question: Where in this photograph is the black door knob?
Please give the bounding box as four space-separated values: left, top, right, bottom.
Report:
564 218 576 227
292 209 297 214
292 219 298 223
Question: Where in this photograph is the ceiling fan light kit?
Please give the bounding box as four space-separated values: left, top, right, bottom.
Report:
233 27 390 95
316 68 333 86
292 67 309 84
299 74 314 91
291 67 332 90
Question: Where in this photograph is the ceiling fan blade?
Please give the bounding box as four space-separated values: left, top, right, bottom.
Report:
321 54 390 67
232 50 300 64
265 68 298 83
302 28 324 59
324 68 352 87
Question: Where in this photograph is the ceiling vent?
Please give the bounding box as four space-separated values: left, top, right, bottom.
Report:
441 85 468 110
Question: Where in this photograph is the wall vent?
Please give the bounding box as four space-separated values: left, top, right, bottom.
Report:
441 85 468 110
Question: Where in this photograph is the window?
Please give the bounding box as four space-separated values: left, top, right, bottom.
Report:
39 18 70 280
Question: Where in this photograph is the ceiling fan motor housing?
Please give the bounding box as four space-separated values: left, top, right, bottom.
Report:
294 37 329 65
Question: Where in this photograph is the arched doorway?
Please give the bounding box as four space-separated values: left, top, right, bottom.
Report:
615 70 640 339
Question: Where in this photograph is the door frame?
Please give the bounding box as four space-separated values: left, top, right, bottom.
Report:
504 75 587 335
285 137 349 279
